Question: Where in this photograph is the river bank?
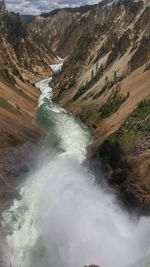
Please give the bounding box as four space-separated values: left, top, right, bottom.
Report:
1 56 150 267
86 99 150 214
0 53 149 267
52 65 150 213
0 76 46 214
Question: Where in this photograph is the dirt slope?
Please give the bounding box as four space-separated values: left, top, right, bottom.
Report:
0 74 43 210
52 0 150 209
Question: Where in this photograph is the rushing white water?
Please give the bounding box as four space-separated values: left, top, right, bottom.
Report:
2 60 150 267
50 56 64 73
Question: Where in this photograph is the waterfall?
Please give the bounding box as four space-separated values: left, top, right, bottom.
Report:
2 60 150 267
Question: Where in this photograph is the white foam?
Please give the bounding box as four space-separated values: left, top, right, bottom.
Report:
3 56 150 267
50 62 63 73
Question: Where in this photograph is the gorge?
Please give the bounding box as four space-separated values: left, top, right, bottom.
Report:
2 60 150 267
0 0 150 266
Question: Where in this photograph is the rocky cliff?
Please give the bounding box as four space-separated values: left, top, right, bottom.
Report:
0 0 150 211
50 0 150 210
0 4 48 210
0 12 57 84
0 2 89 210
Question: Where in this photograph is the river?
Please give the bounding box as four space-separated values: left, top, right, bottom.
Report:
2 60 150 267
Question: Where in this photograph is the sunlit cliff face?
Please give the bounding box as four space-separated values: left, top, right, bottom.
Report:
2 60 150 267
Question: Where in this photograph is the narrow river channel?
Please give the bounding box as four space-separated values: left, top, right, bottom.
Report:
2 59 150 267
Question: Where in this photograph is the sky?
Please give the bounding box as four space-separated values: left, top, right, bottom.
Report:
5 0 100 15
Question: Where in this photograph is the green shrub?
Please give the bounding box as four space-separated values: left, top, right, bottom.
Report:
2 13 26 50
108 98 150 152
73 64 104 101
93 72 125 99
122 99 150 134
99 85 129 118
119 131 137 152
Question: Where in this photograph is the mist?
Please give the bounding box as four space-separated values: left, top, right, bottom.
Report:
2 147 150 267
2 68 150 267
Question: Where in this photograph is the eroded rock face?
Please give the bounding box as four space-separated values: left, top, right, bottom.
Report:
0 0 149 214
95 130 150 212
46 0 150 212
0 77 44 211
52 0 149 101
0 141 43 212
0 10 57 84
28 10 80 53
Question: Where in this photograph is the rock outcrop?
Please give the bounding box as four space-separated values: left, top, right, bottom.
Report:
0 3 46 210
50 0 150 210
0 0 150 211
0 5 58 84
0 73 44 210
